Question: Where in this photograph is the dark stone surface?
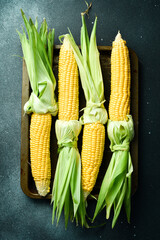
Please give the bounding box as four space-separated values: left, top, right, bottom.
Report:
0 0 160 239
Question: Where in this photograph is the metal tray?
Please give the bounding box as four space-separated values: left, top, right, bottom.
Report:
20 45 138 199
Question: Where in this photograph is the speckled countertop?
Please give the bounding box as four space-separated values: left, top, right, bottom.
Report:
0 0 160 239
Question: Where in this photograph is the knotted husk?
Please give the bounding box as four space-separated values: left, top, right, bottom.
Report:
51 120 88 228
93 115 134 228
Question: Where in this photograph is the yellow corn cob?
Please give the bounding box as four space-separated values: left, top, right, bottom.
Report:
109 31 131 121
30 113 52 196
81 122 105 197
58 37 79 121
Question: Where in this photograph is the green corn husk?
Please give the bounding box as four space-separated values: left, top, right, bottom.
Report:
51 120 88 228
17 9 57 115
93 115 134 228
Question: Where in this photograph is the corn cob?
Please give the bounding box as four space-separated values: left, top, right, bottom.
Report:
81 122 105 196
51 36 87 228
18 10 57 196
93 32 134 228
58 37 79 121
30 113 52 196
79 16 107 199
64 15 108 200
109 32 131 121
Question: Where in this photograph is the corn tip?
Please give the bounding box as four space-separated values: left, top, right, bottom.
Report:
115 31 122 41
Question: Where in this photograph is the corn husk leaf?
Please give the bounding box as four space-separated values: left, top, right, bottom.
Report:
93 116 134 228
35 17 38 30
89 17 104 101
51 120 88 228
39 17 48 48
17 10 57 115
48 29 55 67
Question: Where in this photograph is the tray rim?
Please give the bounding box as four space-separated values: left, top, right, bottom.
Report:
20 45 138 199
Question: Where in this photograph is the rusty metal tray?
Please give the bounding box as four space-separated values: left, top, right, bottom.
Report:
20 45 138 199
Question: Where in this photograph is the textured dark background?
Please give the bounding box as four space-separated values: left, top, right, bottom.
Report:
0 0 160 239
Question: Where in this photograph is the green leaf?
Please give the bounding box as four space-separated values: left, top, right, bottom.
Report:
89 17 104 101
79 17 100 103
93 153 116 221
105 171 126 219
77 190 88 227
51 153 60 202
52 148 74 224
70 150 81 216
29 18 55 85
57 149 74 202
124 153 133 223
56 151 75 224
39 18 48 47
23 49 57 115
52 120 87 227
112 178 127 228
20 10 38 94
48 29 55 67
93 116 134 227
81 15 90 67
35 17 38 29
93 151 128 221
64 187 72 229
18 10 57 115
